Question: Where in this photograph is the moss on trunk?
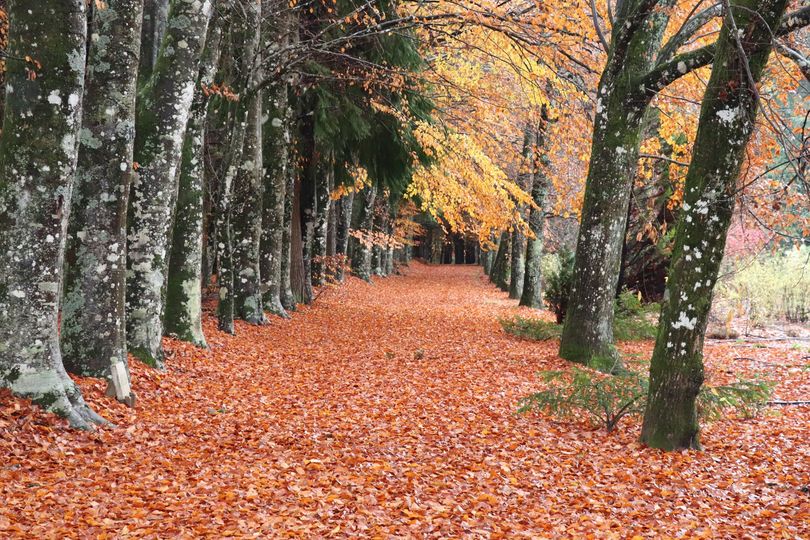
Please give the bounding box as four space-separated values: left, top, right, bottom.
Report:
62 0 144 384
641 0 787 451
0 0 105 428
127 0 213 366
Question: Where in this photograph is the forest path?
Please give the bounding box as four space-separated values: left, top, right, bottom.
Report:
1 262 808 537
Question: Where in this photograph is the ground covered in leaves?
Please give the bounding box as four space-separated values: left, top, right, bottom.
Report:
1 263 809 538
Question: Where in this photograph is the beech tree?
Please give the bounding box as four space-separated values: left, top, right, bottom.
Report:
641 0 793 450
0 0 105 428
62 0 144 404
127 0 214 366
559 0 810 371
164 12 224 346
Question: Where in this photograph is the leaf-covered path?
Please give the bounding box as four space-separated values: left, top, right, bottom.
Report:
2 263 809 537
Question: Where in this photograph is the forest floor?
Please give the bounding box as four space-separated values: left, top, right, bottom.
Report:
1 262 809 538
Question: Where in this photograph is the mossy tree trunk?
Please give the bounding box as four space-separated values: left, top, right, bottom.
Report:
232 98 264 323
641 0 788 451
280 162 297 310
490 231 511 291
0 0 105 428
127 0 213 366
509 125 535 299
138 0 169 89
559 0 674 371
260 82 291 318
230 0 263 324
61 0 143 401
351 185 377 281
521 111 550 308
164 11 223 346
334 191 354 282
312 157 333 286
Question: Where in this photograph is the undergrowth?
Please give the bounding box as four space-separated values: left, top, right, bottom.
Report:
518 368 773 433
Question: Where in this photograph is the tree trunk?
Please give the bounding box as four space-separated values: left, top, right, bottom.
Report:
351 185 377 281
490 231 511 291
289 172 307 303
335 191 354 282
138 0 169 88
371 196 386 276
61 0 143 402
559 1 673 371
326 193 338 257
521 113 550 308
312 157 333 286
280 163 297 310
126 0 213 366
260 82 290 318
508 126 535 299
641 0 787 451
164 12 223 346
429 227 444 264
0 0 105 428
232 95 264 324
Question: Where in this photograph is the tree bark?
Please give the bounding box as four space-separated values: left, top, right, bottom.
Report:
61 0 143 399
164 11 223 346
641 0 787 451
335 191 354 282
280 162 297 310
351 186 377 281
0 0 105 428
260 82 291 318
312 157 333 286
138 0 169 89
490 231 511 291
232 95 264 324
509 125 535 299
126 0 213 366
559 0 673 371
521 113 550 308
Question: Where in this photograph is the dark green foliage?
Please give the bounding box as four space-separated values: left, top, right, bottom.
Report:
500 318 561 341
544 249 574 324
519 369 773 433
518 368 648 432
615 289 644 317
501 312 656 343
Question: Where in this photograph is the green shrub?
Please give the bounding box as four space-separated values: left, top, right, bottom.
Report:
500 317 561 340
613 315 658 341
519 369 773 433
518 368 647 432
616 289 644 317
502 312 657 342
698 379 774 420
544 248 574 324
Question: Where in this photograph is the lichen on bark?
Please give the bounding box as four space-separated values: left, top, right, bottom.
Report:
127 0 214 367
0 0 106 428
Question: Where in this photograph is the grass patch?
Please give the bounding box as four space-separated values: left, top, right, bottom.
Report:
500 317 561 340
501 312 658 342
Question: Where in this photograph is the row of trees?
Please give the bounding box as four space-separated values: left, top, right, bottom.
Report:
483 0 809 449
0 0 430 427
0 0 807 453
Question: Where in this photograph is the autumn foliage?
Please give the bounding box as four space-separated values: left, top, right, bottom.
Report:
2 264 809 537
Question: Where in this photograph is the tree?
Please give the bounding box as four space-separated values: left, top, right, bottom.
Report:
0 0 105 428
127 0 214 366
164 11 224 346
559 0 810 370
641 0 791 450
351 185 377 281
520 109 551 308
61 0 144 403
